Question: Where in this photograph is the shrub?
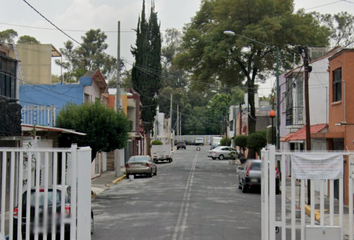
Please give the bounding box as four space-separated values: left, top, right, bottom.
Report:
151 140 163 145
220 137 231 146
235 135 247 148
247 132 267 156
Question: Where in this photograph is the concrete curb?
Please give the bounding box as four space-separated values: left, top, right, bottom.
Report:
305 205 325 221
112 174 126 184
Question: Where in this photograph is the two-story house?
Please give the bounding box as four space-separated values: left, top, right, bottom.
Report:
280 48 341 152
0 43 22 212
312 48 354 205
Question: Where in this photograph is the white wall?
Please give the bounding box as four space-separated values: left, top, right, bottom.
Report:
308 59 329 125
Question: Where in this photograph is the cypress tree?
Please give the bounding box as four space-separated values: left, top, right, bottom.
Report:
131 0 161 145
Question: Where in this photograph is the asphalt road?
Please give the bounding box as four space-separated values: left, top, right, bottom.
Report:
92 145 262 240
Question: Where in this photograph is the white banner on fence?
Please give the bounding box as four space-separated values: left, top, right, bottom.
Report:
292 154 343 179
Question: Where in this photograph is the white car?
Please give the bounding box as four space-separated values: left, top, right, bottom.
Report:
208 146 237 160
194 137 204 146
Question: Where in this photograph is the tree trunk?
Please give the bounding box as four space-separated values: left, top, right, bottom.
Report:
146 129 151 156
247 77 257 159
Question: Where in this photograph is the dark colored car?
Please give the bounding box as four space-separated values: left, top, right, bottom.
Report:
177 141 186 150
238 159 280 194
13 186 94 240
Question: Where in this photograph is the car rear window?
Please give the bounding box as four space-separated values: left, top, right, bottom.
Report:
21 190 63 207
250 162 261 170
129 156 149 162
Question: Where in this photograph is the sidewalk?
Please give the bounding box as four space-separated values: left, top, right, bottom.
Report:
91 169 126 198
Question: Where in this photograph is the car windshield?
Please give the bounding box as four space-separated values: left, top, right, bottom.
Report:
129 156 149 162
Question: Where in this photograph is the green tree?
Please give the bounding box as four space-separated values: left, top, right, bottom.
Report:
235 135 247 152
316 11 354 48
175 0 330 158
220 137 231 146
56 101 130 161
17 35 40 44
247 131 267 157
131 0 162 144
52 75 61 83
55 29 117 81
0 29 18 43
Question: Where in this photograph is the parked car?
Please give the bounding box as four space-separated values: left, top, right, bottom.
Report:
125 155 157 178
13 186 94 240
177 141 186 150
194 137 205 146
238 159 280 194
207 146 237 160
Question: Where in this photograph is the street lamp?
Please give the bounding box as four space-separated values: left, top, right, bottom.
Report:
269 110 276 145
223 30 280 150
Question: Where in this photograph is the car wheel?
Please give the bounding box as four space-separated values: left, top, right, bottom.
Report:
147 170 152 178
91 211 94 235
212 157 216 160
218 155 224 160
126 174 130 179
154 167 157 175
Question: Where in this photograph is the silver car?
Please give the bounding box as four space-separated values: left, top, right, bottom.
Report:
208 146 237 160
125 155 157 178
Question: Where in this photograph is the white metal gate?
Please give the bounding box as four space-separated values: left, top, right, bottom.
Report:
0 144 91 240
262 145 354 240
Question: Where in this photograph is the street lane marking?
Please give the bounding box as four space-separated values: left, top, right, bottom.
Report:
172 151 198 240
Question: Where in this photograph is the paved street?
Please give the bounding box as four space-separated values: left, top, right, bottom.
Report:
91 145 262 240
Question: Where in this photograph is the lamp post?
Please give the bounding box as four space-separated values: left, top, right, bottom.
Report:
223 30 280 150
269 110 276 145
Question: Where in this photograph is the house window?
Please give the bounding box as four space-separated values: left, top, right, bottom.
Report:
0 57 17 99
285 76 294 126
333 68 342 102
84 93 90 103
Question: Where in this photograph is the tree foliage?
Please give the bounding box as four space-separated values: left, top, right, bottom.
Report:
17 35 40 44
56 101 130 161
55 29 117 82
315 11 354 48
247 131 267 157
0 29 18 43
131 0 161 135
235 135 247 148
220 137 231 146
176 0 330 157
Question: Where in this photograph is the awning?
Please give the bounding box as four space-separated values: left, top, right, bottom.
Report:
21 124 86 136
280 124 327 142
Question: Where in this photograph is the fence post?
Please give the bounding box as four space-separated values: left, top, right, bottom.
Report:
77 146 92 240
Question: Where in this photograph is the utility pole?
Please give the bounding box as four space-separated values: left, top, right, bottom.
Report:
177 105 179 140
170 94 173 146
115 21 121 178
302 46 312 204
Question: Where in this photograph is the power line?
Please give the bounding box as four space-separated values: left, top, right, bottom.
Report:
304 0 344 10
0 21 182 34
22 0 82 46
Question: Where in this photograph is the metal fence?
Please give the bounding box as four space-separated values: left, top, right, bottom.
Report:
21 105 56 127
261 145 354 240
0 144 91 240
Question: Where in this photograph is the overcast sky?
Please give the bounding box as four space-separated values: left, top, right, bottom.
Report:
1 0 354 96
